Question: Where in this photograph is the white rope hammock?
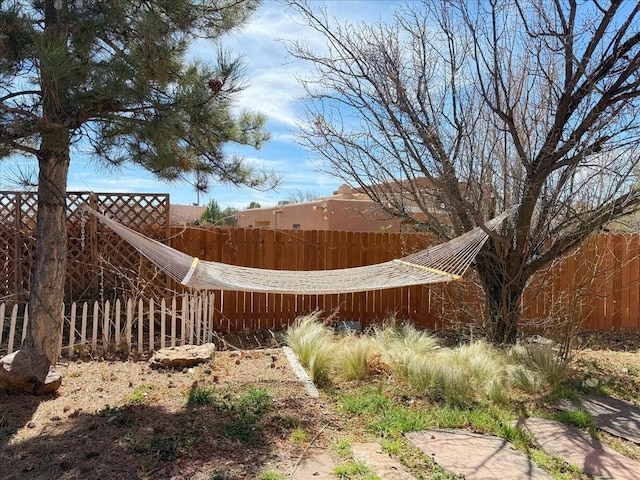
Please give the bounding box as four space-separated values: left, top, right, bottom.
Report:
84 207 513 294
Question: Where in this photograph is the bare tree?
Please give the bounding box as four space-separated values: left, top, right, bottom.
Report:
284 0 640 342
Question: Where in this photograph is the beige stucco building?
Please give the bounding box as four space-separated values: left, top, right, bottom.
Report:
236 185 404 232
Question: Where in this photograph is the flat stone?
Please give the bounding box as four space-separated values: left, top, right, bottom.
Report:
517 418 640 480
351 442 415 479
149 344 216 369
556 395 640 445
406 429 551 480
291 450 335 479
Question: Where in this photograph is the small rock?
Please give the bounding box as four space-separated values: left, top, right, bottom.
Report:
39 368 62 395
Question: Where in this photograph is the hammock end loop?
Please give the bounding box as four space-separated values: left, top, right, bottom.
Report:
181 257 200 286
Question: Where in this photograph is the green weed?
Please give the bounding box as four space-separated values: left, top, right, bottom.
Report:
260 471 287 480
339 386 390 415
187 384 215 406
331 438 353 457
333 459 380 479
552 409 598 437
129 383 154 404
291 428 308 445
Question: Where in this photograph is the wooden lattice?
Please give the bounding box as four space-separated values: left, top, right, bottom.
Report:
0 191 169 303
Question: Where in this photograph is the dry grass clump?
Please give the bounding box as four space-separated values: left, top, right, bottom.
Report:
403 340 507 407
371 319 441 379
285 313 571 405
286 315 495 405
508 344 569 393
334 332 374 381
284 310 333 366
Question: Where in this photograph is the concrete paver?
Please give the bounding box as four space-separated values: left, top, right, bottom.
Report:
556 395 640 445
406 429 551 480
351 442 415 479
517 418 640 480
291 450 336 479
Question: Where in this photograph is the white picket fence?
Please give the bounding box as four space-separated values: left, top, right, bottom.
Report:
0 293 217 358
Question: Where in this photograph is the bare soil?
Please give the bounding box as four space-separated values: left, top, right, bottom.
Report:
1 330 639 480
0 337 347 480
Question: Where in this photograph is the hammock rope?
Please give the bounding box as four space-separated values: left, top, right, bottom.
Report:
84 207 514 294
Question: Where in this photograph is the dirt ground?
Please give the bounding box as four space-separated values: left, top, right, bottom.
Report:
0 337 347 480
1 330 639 480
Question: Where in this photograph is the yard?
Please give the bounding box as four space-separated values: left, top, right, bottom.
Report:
1 326 639 480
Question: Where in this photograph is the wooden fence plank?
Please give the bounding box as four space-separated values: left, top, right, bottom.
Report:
149 298 155 352
126 299 133 351
92 301 99 352
629 235 640 331
8 304 18 354
103 300 111 349
171 297 177 347
0 303 4 348
115 299 121 347
137 298 144 352
68 302 77 357
80 302 88 350
160 298 166 349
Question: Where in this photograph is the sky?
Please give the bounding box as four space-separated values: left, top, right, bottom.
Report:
0 0 402 209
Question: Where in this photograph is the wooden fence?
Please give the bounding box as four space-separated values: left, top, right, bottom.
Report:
4 198 640 356
167 228 640 334
0 294 218 358
2 231 640 357
168 226 442 329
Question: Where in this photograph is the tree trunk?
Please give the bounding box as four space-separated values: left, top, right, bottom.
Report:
475 254 527 344
22 129 70 365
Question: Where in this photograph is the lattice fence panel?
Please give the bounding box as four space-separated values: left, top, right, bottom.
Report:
91 194 170 301
0 194 18 301
0 193 37 302
0 191 169 303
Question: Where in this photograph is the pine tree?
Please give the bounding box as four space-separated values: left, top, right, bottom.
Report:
0 0 274 366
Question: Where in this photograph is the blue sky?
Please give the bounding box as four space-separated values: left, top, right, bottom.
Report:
0 0 401 209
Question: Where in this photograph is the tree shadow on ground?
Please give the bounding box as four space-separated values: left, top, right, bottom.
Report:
0 389 43 456
0 387 308 480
